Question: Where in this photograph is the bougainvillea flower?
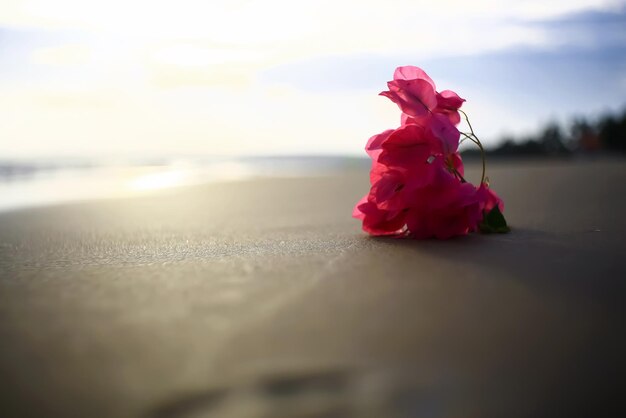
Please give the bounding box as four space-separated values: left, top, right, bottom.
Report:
383 65 466 126
354 65 508 239
380 78 437 118
446 152 465 177
399 111 460 156
368 169 408 211
437 90 466 125
377 124 435 167
393 66 436 89
365 129 394 161
405 182 482 239
426 113 461 155
375 125 460 195
352 196 407 236
476 183 504 213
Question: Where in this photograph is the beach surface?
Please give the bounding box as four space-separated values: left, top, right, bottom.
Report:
1 159 624 418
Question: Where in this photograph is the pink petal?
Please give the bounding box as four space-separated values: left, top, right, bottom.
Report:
365 129 394 160
352 195 368 220
380 79 437 118
393 65 436 90
358 200 407 236
476 184 504 213
437 90 465 109
427 113 460 155
370 170 409 211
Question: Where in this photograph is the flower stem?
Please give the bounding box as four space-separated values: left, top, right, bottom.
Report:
453 167 467 183
458 109 486 184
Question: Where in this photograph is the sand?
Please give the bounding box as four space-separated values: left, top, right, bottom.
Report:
0 159 625 418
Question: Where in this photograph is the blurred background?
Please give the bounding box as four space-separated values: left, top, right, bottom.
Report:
1 0 625 210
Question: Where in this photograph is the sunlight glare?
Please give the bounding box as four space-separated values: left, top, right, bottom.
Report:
129 169 188 191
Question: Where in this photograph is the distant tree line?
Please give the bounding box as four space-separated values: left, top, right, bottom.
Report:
462 107 626 157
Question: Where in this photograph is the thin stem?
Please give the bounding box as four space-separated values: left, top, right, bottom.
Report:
453 167 466 183
460 132 479 145
458 109 486 184
459 109 475 135
460 132 486 183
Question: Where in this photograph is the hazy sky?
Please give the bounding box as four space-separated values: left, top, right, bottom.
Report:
1 0 625 159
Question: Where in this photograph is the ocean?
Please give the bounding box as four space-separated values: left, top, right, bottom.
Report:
0 156 367 212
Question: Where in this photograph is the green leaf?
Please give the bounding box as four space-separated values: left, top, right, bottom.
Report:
479 206 511 234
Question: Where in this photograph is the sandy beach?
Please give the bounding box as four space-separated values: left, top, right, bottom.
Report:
0 158 624 418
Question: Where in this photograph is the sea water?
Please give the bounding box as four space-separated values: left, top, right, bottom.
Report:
0 156 367 212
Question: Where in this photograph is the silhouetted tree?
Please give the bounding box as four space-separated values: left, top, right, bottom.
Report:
570 118 598 152
598 110 626 152
538 123 567 154
467 107 626 157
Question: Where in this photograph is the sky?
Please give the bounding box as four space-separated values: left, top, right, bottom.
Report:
0 0 625 159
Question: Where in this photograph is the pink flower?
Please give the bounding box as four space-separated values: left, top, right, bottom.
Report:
354 163 482 239
377 124 435 168
368 169 409 211
352 196 407 236
367 122 463 192
353 65 508 239
380 67 438 119
399 113 460 156
476 183 504 213
386 66 463 155
382 65 466 126
437 90 466 125
405 181 483 239
365 129 394 160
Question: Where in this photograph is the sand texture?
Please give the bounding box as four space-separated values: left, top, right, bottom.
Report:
1 159 625 418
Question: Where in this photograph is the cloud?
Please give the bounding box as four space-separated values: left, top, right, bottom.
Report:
1 1 622 55
1 1 625 157
30 43 91 66
259 9 626 93
256 7 626 140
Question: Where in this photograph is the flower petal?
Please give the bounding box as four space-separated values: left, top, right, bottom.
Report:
393 65 436 90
